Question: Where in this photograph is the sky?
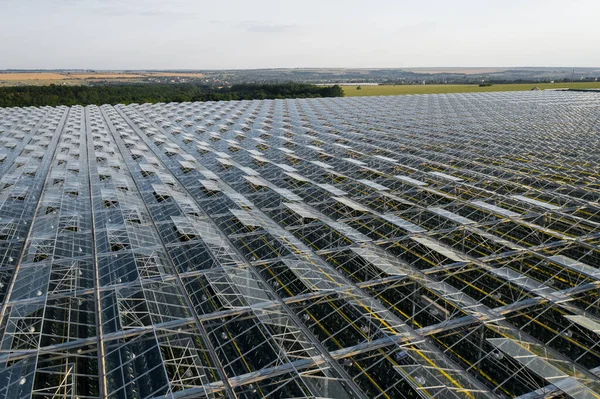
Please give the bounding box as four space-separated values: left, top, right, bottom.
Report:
1 0 599 69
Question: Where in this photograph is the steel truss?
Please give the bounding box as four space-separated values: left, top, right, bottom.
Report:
0 91 600 398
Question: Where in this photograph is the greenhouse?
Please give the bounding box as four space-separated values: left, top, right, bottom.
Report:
0 90 599 398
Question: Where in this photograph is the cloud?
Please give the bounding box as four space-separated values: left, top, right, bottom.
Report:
208 20 308 33
41 0 195 18
93 5 193 17
244 22 303 33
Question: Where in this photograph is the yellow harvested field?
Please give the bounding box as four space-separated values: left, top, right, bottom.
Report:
69 73 144 79
0 73 70 81
0 71 206 86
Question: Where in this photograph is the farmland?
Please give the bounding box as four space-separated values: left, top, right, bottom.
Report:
0 71 206 86
343 82 600 96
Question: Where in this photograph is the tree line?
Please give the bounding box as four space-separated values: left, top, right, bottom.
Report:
0 83 344 107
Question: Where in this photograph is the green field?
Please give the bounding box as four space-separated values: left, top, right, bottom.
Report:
342 82 600 97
